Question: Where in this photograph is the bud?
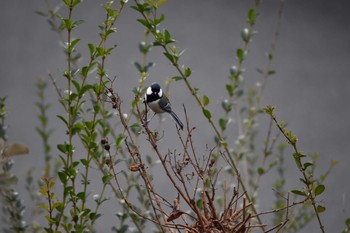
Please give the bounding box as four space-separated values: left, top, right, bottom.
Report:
241 28 251 42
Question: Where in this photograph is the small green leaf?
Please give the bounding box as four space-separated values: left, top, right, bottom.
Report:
345 218 350 227
154 14 165 26
58 171 68 185
203 95 209 106
136 18 152 29
71 79 80 93
184 67 192 78
80 159 89 167
303 162 313 170
88 43 95 56
163 52 174 63
257 167 265 175
196 199 203 209
219 118 226 131
80 84 93 96
116 134 125 147
236 48 245 63
316 205 326 213
221 100 232 112
130 123 142 135
56 115 68 127
172 76 182 81
102 174 112 185
331 160 339 166
293 152 304 171
57 144 67 154
72 0 81 8
220 140 228 148
267 70 276 76
226 84 234 97
315 184 325 196
70 38 80 50
164 29 175 44
266 52 273 61
248 8 256 25
202 109 211 120
291 189 307 196
63 0 71 7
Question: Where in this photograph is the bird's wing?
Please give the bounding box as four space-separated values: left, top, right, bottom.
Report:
159 95 172 113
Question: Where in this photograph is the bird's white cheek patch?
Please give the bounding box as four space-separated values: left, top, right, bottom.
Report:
158 89 163 97
146 86 153 95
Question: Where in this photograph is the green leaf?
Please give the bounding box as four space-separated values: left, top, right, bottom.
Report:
316 205 326 213
315 184 325 196
89 212 101 221
267 70 276 76
57 144 67 153
293 152 305 171
196 199 203 209
80 84 93 96
130 123 142 135
226 84 234 97
346 218 350 227
84 120 94 130
116 134 125 147
131 3 151 13
291 189 307 196
257 167 264 175
248 8 256 25
303 161 313 170
77 191 86 201
203 95 210 106
184 67 192 78
172 76 182 81
220 140 228 148
72 0 81 8
136 19 152 29
202 109 211 120
88 43 95 56
56 115 68 127
63 0 70 6
219 118 226 131
70 38 80 50
163 52 174 63
236 48 245 63
96 47 105 57
62 18 73 30
266 52 273 61
164 29 175 44
154 14 165 26
80 159 89 167
58 171 68 185
102 174 112 185
72 79 80 93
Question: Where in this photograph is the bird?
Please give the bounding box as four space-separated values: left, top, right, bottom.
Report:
144 82 184 130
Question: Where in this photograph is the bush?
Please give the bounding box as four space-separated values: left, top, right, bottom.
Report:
0 1 338 232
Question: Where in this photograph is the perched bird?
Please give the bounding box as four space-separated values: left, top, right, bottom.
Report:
144 82 184 130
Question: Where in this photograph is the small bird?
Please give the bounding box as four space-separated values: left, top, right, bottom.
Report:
144 82 184 130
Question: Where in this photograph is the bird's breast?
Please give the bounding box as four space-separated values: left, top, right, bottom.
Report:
148 99 165 113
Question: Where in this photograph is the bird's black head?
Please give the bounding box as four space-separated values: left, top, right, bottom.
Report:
145 82 163 103
150 82 161 94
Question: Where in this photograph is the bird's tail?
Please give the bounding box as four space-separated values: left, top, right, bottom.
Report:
169 111 184 130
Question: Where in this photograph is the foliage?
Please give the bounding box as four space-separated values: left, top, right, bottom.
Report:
0 0 341 233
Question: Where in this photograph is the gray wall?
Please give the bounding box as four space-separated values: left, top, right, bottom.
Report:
1 0 350 232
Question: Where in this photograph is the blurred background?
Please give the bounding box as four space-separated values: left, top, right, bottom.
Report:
1 0 350 232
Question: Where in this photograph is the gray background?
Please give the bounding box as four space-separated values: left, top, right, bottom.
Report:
1 0 350 232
